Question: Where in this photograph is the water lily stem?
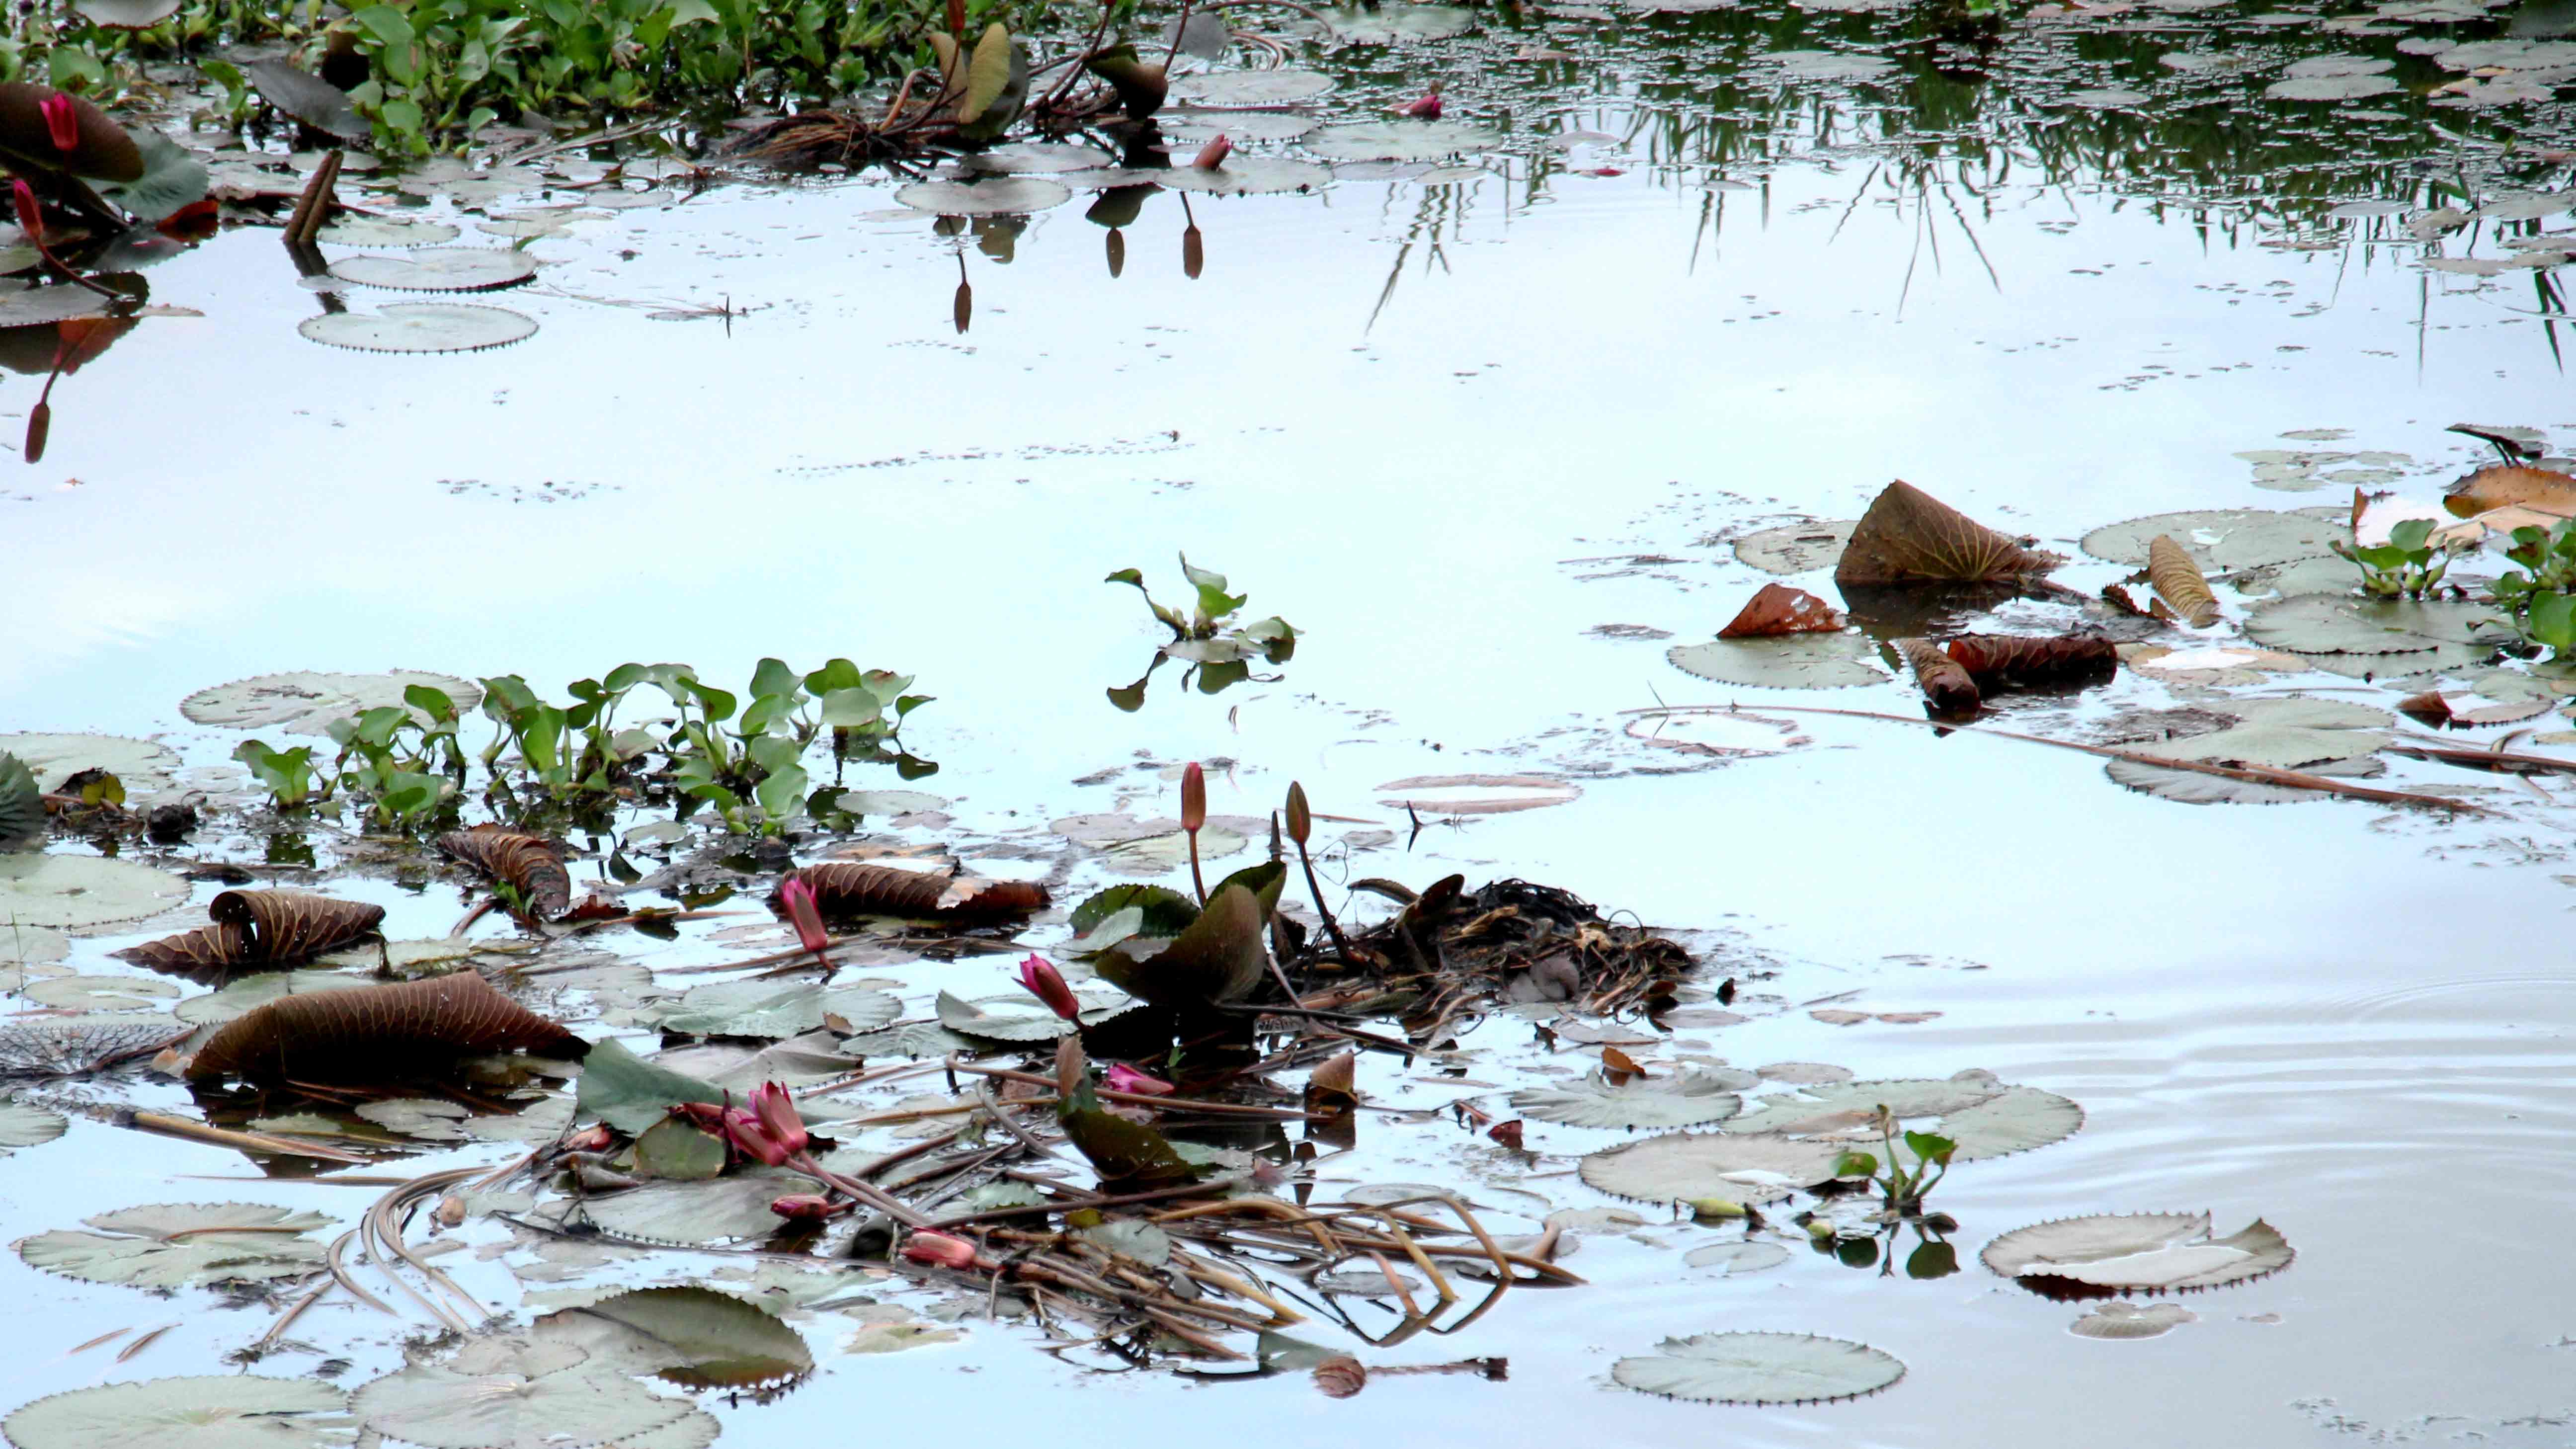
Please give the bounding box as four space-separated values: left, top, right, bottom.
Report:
1293 836 1357 962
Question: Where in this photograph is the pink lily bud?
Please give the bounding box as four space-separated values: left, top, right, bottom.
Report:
11 180 42 244
1181 761 1206 832
1105 1062 1175 1096
778 877 829 962
1191 135 1233 170
901 1230 982 1270
748 1081 809 1158
38 92 78 154
770 1193 838 1222
564 1123 614 1153
723 1106 793 1166
1016 953 1081 1022
1397 90 1443 119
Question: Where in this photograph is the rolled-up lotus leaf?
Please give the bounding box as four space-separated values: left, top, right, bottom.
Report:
2146 535 2220 627
113 921 248 978
1943 633 2119 688
1898 638 1980 714
184 968 584 1081
0 83 142 180
121 889 383 977
438 824 571 919
780 862 1047 922
1835 481 2063 586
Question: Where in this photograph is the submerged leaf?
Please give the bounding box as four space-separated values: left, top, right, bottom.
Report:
1611 1332 1905 1405
1835 481 2062 586
2069 1301 2196 1339
1981 1212 2294 1297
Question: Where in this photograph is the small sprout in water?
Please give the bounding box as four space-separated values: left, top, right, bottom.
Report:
1181 760 1208 902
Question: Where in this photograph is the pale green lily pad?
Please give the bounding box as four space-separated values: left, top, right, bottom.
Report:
1612 1331 1905 1404
2072 1301 2196 1338
355 1097 472 1140
651 1031 861 1090
460 1093 576 1145
1076 1218 1173 1266
2243 595 2500 658
643 980 899 1039
1168 69 1335 105
180 670 482 733
2104 755 2387 805
1723 1074 2083 1160
351 1353 693 1449
1322 3 1476 41
2064 87 2150 106
2146 723 2388 769
0 733 181 793
2082 508 2343 571
933 989 1130 1043
327 247 538 292
1510 1067 1747 1129
1159 110 1318 142
24 973 181 1011
1305 121 1499 162
1150 158 1332 195
1 1375 349 1449
174 970 376 1026
1684 1239 1791 1274
300 304 537 354
2432 39 2576 69
1668 634 1885 689
963 143 1114 174
536 1286 813 1388
836 789 949 816
2221 697 2395 729
566 1172 808 1244
0 854 189 928
1765 50 1899 81
2267 74 2401 99
843 1321 964 1353
1734 520 1856 574
315 215 463 247
0 1099 68 1153
1981 1212 2294 1293
894 176 1071 216
1579 1131 1843 1205
836 1020 981 1059
16 1202 331 1288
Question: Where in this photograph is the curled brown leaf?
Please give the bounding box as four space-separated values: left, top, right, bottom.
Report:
1898 638 1980 714
781 862 1047 922
1716 583 1846 639
117 889 384 979
1942 633 2118 689
438 824 571 919
183 968 584 1082
2145 535 2220 628
1835 481 2063 586
2444 463 2576 520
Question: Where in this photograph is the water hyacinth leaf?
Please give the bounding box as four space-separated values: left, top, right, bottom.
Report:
1090 882 1267 1007
180 670 481 733
352 1355 695 1449
1510 1067 1746 1129
1305 121 1499 161
300 303 536 353
1668 633 1885 688
183 968 584 1082
95 128 208 224
957 23 1028 142
2080 508 2341 571
1981 1212 2294 1297
16 1203 331 1288
1611 1331 1905 1405
894 176 1071 216
1 1375 349 1449
646 980 899 1039
0 853 188 928
1579 1131 1843 1205
536 1287 813 1388
1168 69 1334 105
0 1098 67 1152
241 59 368 141
1835 480 2062 586
1321 4 1476 41
1372 774 1580 815
2070 1302 2196 1339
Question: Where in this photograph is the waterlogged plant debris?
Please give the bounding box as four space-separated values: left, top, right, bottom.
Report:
300 304 537 354
180 670 481 733
15 1203 331 1288
2147 536 2221 627
1836 481 2062 586
1 1375 349 1449
1509 1066 1746 1129
1611 1331 1906 1405
326 247 539 293
1579 1131 1843 1205
0 853 187 928
182 968 584 1081
1718 583 1845 638
1981 1212 2294 1298
1668 633 1885 688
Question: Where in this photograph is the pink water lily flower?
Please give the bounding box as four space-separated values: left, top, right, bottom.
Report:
748 1081 809 1158
901 1230 983 1270
1192 135 1232 170
1017 954 1081 1022
38 92 77 153
1104 1062 1175 1096
1397 89 1443 119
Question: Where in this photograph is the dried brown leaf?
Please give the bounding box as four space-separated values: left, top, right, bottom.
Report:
2145 535 2220 627
1897 639 1981 713
1942 633 2119 689
782 862 1046 922
183 968 585 1081
2396 690 2455 726
2444 463 2576 519
1834 481 2063 586
437 824 571 919
116 890 384 979
1716 583 1845 639
1306 1049 1358 1111
1313 1355 1368 1397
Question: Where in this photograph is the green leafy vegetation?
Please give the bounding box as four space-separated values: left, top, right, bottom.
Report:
2491 516 2576 654
2331 517 2449 599
1830 1107 1955 1217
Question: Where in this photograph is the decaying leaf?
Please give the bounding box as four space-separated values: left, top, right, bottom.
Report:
2145 535 2221 627
1898 639 1980 713
1834 481 2063 586
2444 463 2576 519
2070 1302 2196 1339
1305 1049 1358 1111
781 862 1047 922
1942 634 2119 688
116 889 385 977
1980 1212 2294 1299
184 968 585 1081
1716 583 1845 639
438 824 571 920
0 1015 191 1077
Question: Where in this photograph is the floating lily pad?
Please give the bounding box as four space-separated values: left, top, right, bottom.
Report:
644 979 898 1039
2432 38 2576 69
352 1351 695 1449
1510 1067 1747 1129
0 854 188 928
2071 1302 2196 1339
568 1172 809 1243
1579 1131 1842 1205
2267 74 2400 100
355 1097 472 1140
934 988 1119 1042
2081 508 2342 572
2476 192 2576 222
314 216 463 247
1304 121 1499 161
2 1375 348 1449
1373 774 1580 815
964 143 1114 174
1981 1212 2294 1297
0 284 131 328
300 303 537 354
894 176 1072 216
1612 1331 1906 1405
1151 158 1332 195
16 1202 331 1288
73 0 183 25
1321 3 1476 41
1668 634 1886 689
0 1099 67 1154
0 733 180 793
2143 721 2388 770
174 970 376 1026
1159 110 1318 142
1763 50 1898 81
24 974 180 1011
180 670 481 733
1734 520 1856 574
1723 1074 2083 1160
2104 754 2387 805
1168 69 1336 105
327 247 538 292
2064 87 2150 106
1683 1239 1791 1274
536 1286 813 1388
2243 594 2498 660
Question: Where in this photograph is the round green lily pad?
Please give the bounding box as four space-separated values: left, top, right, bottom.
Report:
327 247 539 292
1579 1130 1843 1205
2267 74 2400 100
314 216 463 247
2243 595 2498 657
1668 634 1885 689
0 855 188 928
1321 3 1476 41
1613 1332 1905 1405
300 303 538 354
2064 87 2150 106
1151 157 1332 195
963 143 1114 174
1304 121 1499 161
2081 508 2344 571
1765 50 1898 81
0 733 180 793
1168 69 1335 105
1159 110 1318 142
1510 1067 1747 1129
179 670 481 733
1734 520 1856 574
2 1375 348 1449
894 176 1072 216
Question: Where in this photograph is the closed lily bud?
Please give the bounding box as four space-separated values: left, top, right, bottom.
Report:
1105 1062 1175 1096
770 1193 837 1222
38 92 78 153
1183 223 1203 280
565 1123 614 1153
748 1081 808 1158
901 1230 982 1270
1285 781 1311 847
1397 89 1443 119
1017 953 1082 1022
1181 761 1206 833
778 877 828 962
23 402 46 465
11 180 42 244
1191 134 1232 170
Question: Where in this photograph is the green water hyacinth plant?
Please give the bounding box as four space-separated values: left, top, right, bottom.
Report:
1832 1106 1956 1218
2331 517 2448 600
2491 515 2576 653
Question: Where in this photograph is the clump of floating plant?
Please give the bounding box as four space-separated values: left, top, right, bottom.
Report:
1829 1105 1957 1219
1103 554 1298 709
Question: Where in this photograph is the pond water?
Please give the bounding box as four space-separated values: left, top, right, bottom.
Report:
1 0 2575 1444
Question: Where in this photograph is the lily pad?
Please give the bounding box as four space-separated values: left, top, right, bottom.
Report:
568 1171 812 1244
1734 520 1856 574
1764 50 1899 82
24 973 180 1011
1509 1067 1747 1129
1159 110 1318 142
1148 157 1332 195
0 854 188 928
1981 1212 2294 1297
355 1097 472 1140
1372 774 1580 815
894 176 1071 216
174 970 376 1026
1579 1131 1843 1205
535 1286 813 1388
352 1351 695 1449
1321 3 1476 41
300 304 537 354
2081 508 2343 572
73 0 183 24
1304 121 1500 161
1168 70 1336 105
644 979 898 1039
964 143 1114 174
0 732 180 793
2070 1302 2196 1339
180 670 482 733
2243 595 2499 660
2064 87 2150 106
1668 634 1886 688
2267 74 2401 99
327 248 539 293
2143 721 2388 770
1683 1239 1792 1274
1723 1074 2083 1159
0 1099 67 1153
1612 1331 1906 1405
315 216 463 247
16 1202 331 1288
2 1376 348 1449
